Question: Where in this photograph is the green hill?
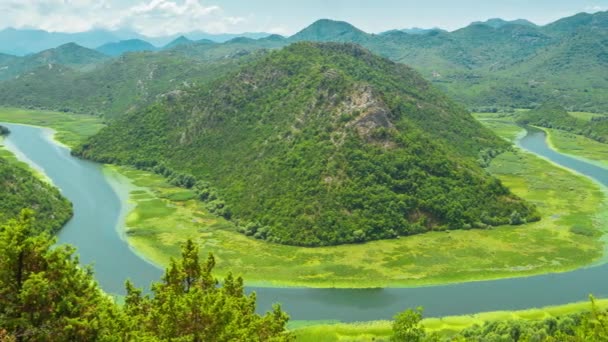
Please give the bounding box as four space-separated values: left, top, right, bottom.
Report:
96 39 157 56
163 36 193 49
0 43 109 80
75 43 537 246
0 51 253 118
472 18 537 29
0 151 72 234
289 19 372 43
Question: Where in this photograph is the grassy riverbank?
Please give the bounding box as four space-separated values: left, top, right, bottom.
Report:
291 299 608 341
115 119 608 288
0 107 104 148
0 134 48 181
543 128 608 168
475 112 608 168
2 108 607 289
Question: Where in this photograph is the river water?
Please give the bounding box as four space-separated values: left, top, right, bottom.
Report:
2 122 607 321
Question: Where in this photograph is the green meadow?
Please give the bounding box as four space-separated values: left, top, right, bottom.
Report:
0 107 104 148
543 128 608 168
115 119 608 288
291 299 608 341
475 111 608 168
2 108 607 289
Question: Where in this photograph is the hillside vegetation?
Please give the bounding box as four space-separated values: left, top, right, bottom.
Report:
0 151 72 235
75 43 538 246
0 43 108 80
0 212 290 341
0 51 256 118
518 103 608 143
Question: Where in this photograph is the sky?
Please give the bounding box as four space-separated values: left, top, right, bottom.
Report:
1 0 607 37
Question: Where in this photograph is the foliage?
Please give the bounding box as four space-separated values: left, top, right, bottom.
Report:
0 157 72 235
123 240 291 341
517 102 608 143
0 125 9 135
386 298 608 341
75 42 538 246
0 210 124 341
0 210 290 341
391 308 427 342
0 51 254 118
0 43 108 80
457 296 608 341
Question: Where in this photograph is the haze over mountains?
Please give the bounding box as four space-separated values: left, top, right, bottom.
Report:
0 27 273 56
0 11 606 113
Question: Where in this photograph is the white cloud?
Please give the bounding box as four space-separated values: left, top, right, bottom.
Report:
267 26 290 36
0 0 248 36
585 5 606 12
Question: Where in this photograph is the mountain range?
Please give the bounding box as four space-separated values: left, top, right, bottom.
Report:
0 27 272 56
0 11 606 113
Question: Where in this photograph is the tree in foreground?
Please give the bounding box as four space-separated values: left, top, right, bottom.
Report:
0 210 124 341
123 239 291 341
0 210 290 341
391 307 433 342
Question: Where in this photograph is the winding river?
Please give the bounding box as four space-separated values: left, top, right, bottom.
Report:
2 122 608 322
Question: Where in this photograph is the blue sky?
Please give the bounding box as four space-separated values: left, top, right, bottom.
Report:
1 0 607 36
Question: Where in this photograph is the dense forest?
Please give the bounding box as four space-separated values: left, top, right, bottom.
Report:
0 211 290 341
517 103 608 143
0 156 72 235
75 42 539 246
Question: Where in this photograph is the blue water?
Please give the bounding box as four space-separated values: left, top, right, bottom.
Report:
3 122 608 321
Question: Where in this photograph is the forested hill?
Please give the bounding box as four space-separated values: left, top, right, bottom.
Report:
75 42 537 247
517 103 608 143
0 51 256 118
0 156 72 235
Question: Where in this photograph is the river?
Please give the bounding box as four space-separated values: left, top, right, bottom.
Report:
2 122 607 322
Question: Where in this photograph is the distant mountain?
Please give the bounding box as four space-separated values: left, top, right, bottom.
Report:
259 34 287 42
74 42 538 247
0 28 271 55
2 11 608 112
96 39 156 56
0 50 254 117
289 19 371 43
33 42 108 65
182 31 272 43
543 11 608 36
0 43 109 80
472 18 537 28
0 28 123 55
163 36 193 49
380 27 446 35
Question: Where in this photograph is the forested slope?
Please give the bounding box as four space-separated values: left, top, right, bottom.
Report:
0 51 257 118
75 42 538 246
0 146 72 234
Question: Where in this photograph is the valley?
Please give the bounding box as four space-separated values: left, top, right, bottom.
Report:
2 6 608 340
2 108 607 326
